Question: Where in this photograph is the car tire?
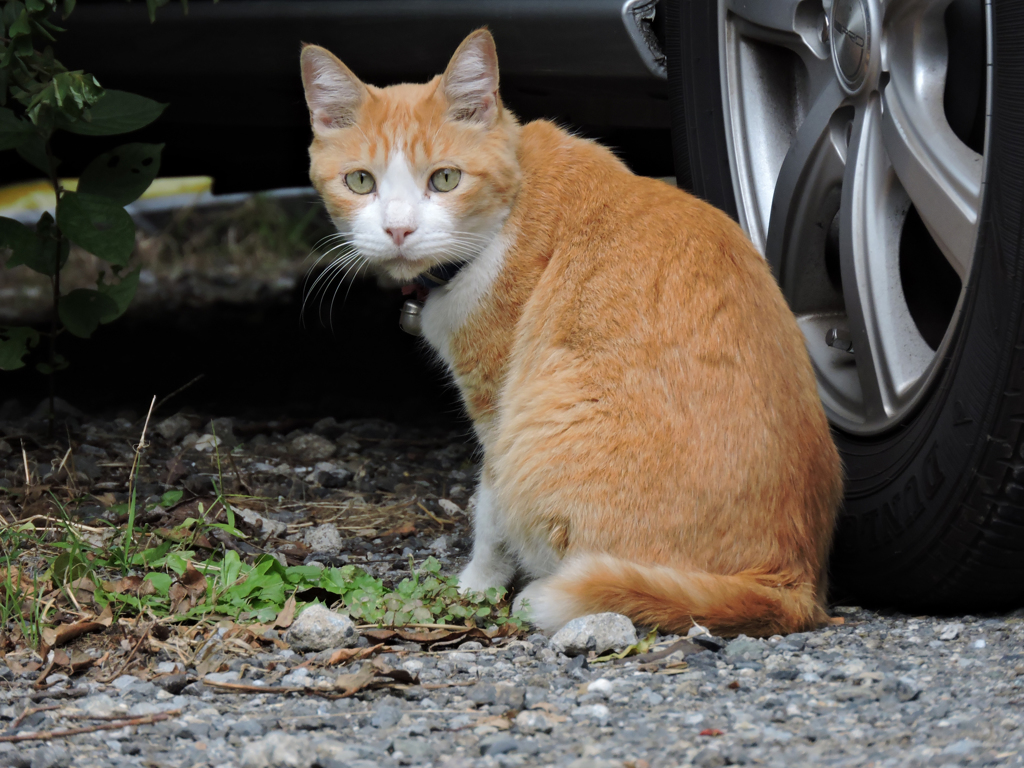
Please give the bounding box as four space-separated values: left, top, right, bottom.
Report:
666 0 1024 611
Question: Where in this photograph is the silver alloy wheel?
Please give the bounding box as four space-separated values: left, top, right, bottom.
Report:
718 0 990 434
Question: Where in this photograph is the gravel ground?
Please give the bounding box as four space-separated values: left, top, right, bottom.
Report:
2 608 1023 768
1 412 1023 767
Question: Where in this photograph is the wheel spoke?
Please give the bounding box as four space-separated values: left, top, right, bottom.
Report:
880 9 983 279
841 98 936 422
724 0 829 61
765 79 847 306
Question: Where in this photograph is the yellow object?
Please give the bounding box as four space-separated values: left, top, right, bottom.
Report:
0 176 213 218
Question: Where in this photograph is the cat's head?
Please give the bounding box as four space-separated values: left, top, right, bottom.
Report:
300 30 520 284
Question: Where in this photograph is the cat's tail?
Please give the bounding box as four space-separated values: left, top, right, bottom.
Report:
518 553 828 638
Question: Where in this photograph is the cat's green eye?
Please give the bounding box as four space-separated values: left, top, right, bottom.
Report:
345 170 376 195
430 168 462 193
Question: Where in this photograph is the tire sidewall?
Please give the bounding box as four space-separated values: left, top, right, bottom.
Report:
669 0 1024 606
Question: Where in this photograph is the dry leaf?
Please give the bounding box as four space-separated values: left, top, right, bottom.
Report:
165 457 188 486
155 528 190 543
168 583 189 615
828 616 846 626
333 663 377 696
273 596 297 629
168 562 208 615
362 626 504 648
382 523 416 537
101 575 144 594
93 492 118 507
68 576 96 597
326 643 382 666
68 651 99 672
40 620 105 648
475 715 512 731
96 605 114 627
0 567 34 595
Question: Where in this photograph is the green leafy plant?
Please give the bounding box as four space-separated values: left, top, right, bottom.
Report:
0 0 167 421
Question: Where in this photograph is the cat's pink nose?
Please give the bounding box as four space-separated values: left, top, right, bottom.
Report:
386 226 416 245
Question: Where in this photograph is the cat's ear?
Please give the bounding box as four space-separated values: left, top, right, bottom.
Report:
300 45 367 132
441 29 500 124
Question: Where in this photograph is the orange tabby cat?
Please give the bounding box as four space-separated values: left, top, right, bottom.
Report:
300 30 842 637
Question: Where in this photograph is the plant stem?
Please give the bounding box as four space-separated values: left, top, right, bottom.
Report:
44 136 61 436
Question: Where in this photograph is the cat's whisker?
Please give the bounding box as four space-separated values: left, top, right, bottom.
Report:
315 257 359 327
304 250 360 322
302 245 357 304
328 255 370 332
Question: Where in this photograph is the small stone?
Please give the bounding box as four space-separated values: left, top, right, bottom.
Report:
204 417 239 447
288 434 337 463
240 732 313 768
725 635 766 660
0 745 30 768
236 508 288 539
515 710 554 734
896 678 921 702
229 719 267 738
549 613 638 656
111 674 140 690
0 440 11 457
438 498 462 515
77 695 126 719
312 417 340 435
193 433 222 453
938 622 964 641
943 738 981 756
762 725 793 743
693 747 726 768
571 704 611 725
29 746 71 768
305 466 353 488
495 684 526 709
285 604 357 651
566 760 622 768
204 670 241 684
467 683 497 706
781 632 810 651
302 523 344 553
155 414 192 442
587 678 613 696
392 738 434 760
480 735 519 756
372 702 402 730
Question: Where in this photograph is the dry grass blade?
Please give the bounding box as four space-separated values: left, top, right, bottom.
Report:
0 710 180 743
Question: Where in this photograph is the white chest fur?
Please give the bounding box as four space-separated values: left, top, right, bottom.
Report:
420 233 509 367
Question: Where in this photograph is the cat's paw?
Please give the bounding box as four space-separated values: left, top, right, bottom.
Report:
457 561 509 596
511 591 533 620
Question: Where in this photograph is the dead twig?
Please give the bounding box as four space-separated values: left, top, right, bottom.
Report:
98 626 151 684
128 396 157 485
21 440 30 486
12 704 60 729
0 710 179 743
149 374 205 419
27 687 89 702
